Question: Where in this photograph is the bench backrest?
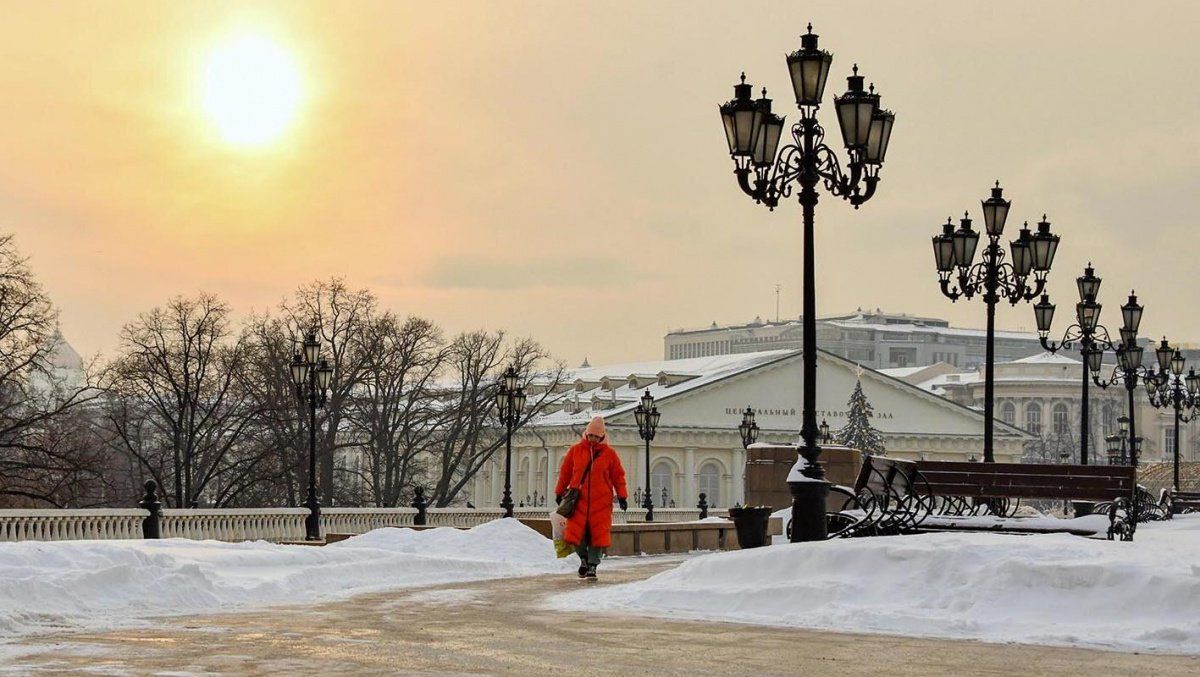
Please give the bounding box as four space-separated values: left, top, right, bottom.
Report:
915 461 1136 501
854 456 920 499
1170 490 1200 501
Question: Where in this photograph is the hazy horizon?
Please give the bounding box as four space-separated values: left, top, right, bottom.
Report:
2 1 1197 365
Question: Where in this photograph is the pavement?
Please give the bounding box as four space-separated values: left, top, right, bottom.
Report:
4 557 1198 676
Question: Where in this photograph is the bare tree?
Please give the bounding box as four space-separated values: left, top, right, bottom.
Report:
428 332 564 507
0 235 106 507
104 294 262 507
347 314 447 506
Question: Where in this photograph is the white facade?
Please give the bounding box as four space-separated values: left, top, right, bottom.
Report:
471 350 1028 510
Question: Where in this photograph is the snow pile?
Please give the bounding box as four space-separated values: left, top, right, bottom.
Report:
0 519 571 637
551 515 1200 653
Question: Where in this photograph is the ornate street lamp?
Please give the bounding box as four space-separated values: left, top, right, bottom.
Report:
1034 264 1117 465
739 406 759 449
933 183 1060 462
634 389 661 521
1144 347 1198 491
495 365 527 518
720 24 895 542
290 330 334 541
819 418 831 444
1093 295 1150 468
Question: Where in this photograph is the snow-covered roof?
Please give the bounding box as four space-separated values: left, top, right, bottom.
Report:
530 351 796 426
1010 351 1080 365
821 319 1036 341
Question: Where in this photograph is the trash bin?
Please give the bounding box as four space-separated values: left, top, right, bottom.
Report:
728 506 773 549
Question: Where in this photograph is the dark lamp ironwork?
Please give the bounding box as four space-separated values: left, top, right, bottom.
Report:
1156 338 1174 372
1085 347 1103 375
513 390 527 412
503 366 520 392
819 418 830 442
1075 298 1101 334
1076 263 1101 302
981 181 1010 236
1119 343 1143 370
640 389 654 411
753 109 786 167
303 331 320 365
932 220 957 272
290 353 306 386
1009 224 1034 277
1030 217 1060 272
951 215 980 269
316 359 333 390
1145 370 1161 395
1121 292 1143 334
1033 295 1055 335
1171 350 1186 376
833 65 878 149
785 25 833 107
719 74 760 157
864 108 895 164
1188 368 1200 396
739 406 759 448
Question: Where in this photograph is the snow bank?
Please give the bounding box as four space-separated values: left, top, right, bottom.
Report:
0 519 571 638
550 515 1200 653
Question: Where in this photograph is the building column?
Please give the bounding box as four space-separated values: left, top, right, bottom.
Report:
546 447 556 504
733 446 746 506
684 447 696 508
490 455 501 507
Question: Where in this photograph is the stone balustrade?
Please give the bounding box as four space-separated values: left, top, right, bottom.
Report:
0 509 147 541
0 505 732 543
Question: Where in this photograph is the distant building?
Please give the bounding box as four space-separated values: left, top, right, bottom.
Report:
471 349 1029 511
664 308 1048 370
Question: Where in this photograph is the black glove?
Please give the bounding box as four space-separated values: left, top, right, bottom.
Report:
555 494 562 505
619 497 628 511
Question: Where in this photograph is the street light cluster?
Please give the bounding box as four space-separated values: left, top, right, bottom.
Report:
289 330 334 541
718 23 895 543
496 366 528 518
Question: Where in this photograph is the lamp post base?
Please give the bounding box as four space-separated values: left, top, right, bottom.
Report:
500 494 514 519
642 498 654 522
788 478 829 542
303 491 321 542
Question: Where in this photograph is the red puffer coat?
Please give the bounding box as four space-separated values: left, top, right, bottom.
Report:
554 439 628 548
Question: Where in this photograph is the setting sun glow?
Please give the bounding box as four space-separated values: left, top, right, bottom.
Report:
202 35 302 147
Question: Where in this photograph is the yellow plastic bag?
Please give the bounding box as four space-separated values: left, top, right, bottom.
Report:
549 511 572 559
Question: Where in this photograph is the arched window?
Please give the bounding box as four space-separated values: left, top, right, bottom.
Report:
698 462 722 508
1102 404 1115 434
1025 403 1043 436
1052 403 1070 436
1000 402 1016 426
651 462 673 508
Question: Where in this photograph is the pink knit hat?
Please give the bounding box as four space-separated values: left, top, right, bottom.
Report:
584 416 606 440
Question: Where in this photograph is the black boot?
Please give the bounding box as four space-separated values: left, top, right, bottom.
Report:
585 564 597 580
577 564 588 578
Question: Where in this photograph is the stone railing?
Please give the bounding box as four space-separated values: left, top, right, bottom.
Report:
0 509 147 541
0 505 731 543
161 508 309 542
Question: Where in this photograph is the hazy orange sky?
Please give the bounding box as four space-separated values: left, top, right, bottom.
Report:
0 2 1196 365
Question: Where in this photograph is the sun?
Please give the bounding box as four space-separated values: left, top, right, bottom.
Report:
202 35 303 147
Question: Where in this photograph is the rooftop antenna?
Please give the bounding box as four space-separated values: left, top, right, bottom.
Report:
775 284 782 323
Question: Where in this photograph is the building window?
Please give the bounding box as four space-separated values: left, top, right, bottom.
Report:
1025 404 1042 436
1000 402 1016 426
1165 428 1177 460
1052 403 1070 436
1102 404 1114 433
698 462 721 508
651 462 673 508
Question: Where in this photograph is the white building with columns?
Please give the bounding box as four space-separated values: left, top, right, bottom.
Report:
470 349 1028 510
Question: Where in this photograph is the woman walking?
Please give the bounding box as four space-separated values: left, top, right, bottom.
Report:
555 416 628 580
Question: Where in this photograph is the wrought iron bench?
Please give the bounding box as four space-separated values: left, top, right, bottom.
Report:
1165 489 1200 515
914 461 1138 541
825 456 930 538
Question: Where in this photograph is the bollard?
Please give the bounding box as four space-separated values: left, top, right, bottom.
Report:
139 479 162 539
412 486 428 526
697 492 708 519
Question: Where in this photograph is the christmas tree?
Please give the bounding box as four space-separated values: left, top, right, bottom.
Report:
835 377 886 456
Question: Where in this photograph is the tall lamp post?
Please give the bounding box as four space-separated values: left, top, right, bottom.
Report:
634 389 661 521
931 183 1061 462
290 330 334 541
719 24 895 542
1032 264 1118 464
1144 347 1199 491
1092 298 1150 469
1105 416 1140 466
496 365 526 518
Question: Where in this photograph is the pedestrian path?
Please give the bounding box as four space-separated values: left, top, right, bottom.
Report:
5 557 1197 675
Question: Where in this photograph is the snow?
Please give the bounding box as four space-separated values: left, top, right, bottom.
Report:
0 519 572 639
550 514 1200 654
